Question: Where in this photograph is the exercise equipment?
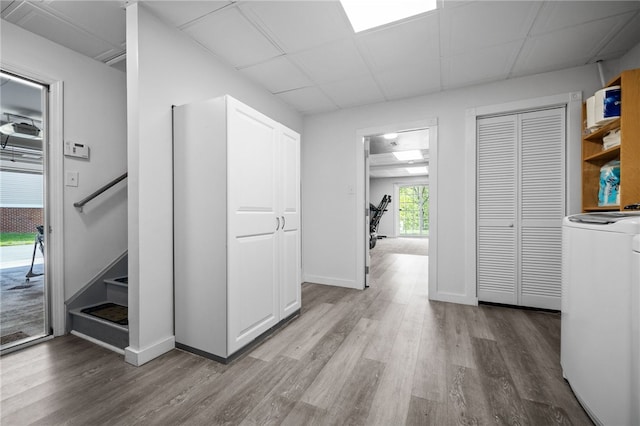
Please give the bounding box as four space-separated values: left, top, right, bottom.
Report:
25 225 44 282
370 195 391 249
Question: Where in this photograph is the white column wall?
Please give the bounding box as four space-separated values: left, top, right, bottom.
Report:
125 4 302 365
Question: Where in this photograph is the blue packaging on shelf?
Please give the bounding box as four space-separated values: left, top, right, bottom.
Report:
603 86 621 118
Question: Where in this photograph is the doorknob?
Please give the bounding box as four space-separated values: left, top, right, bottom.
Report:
281 216 285 229
276 217 280 231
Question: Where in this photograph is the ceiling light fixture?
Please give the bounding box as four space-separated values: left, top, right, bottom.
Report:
340 0 437 33
407 166 428 174
393 150 423 161
383 132 398 140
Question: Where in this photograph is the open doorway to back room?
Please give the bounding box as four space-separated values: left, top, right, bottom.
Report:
0 71 49 351
366 127 430 291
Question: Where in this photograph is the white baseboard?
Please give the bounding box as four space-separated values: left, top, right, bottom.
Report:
71 330 125 355
124 335 175 366
429 292 478 306
303 274 361 290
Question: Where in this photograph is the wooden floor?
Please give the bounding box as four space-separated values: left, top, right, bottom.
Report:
0 240 592 425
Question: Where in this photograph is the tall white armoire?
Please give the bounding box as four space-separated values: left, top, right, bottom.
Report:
173 95 301 362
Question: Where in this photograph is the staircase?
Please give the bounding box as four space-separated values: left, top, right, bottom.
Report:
69 275 128 352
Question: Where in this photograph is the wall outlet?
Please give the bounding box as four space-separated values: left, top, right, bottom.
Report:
65 171 79 187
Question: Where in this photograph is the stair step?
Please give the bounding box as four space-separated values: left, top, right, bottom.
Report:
104 275 128 306
69 302 128 350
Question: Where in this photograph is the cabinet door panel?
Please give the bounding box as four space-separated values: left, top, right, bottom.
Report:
281 229 301 317
279 126 301 317
228 234 278 354
227 98 279 354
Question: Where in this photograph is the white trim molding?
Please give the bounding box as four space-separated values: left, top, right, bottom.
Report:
125 335 175 366
1 63 65 336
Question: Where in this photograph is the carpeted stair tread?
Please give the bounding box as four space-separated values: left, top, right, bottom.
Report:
80 302 128 326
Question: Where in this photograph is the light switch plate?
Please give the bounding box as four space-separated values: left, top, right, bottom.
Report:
65 171 79 187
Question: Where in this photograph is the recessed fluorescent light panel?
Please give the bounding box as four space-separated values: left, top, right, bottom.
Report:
340 0 437 32
407 166 428 174
393 150 423 161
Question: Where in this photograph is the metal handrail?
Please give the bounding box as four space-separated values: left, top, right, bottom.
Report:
74 172 127 212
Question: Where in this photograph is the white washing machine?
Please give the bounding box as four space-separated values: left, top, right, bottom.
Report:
561 212 640 426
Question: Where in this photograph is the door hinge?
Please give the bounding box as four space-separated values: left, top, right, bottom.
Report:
365 266 370 274
365 150 369 158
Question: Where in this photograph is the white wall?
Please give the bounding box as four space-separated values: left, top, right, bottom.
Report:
618 39 640 75
1 22 127 303
370 176 428 238
302 64 604 297
125 3 303 365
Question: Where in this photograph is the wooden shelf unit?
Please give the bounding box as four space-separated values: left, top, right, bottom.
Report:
581 68 640 212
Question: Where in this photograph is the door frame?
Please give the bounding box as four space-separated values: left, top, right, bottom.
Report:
464 92 582 304
2 63 65 338
356 118 438 292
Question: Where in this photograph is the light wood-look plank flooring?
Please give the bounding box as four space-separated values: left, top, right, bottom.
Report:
1 239 592 425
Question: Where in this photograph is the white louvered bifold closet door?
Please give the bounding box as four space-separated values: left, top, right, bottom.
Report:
477 115 518 305
477 107 565 309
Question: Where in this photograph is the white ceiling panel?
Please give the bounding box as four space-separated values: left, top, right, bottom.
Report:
239 56 312 94
440 0 541 56
183 5 282 68
144 1 231 28
513 14 632 76
357 12 439 73
596 11 640 60
240 1 352 53
320 74 385 109
290 38 370 84
276 86 336 115
442 40 522 88
530 1 640 36
43 1 126 47
374 62 441 101
2 2 117 59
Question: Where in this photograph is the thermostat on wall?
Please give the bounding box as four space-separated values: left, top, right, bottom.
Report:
64 140 90 159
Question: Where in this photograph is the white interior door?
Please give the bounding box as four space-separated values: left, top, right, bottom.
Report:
477 107 565 309
279 126 301 318
227 98 279 354
477 115 518 305
519 108 565 310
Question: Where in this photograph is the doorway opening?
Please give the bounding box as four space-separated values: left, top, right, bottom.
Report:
0 71 50 351
364 127 431 290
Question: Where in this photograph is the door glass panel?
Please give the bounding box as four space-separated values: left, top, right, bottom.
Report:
1 71 48 351
399 185 429 236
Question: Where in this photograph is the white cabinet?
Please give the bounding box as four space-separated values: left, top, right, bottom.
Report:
476 107 565 310
173 95 301 361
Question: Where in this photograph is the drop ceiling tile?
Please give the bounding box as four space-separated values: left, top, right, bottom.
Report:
43 0 126 47
240 1 352 53
276 86 337 115
374 62 441 101
183 6 282 68
357 12 439 73
530 1 640 36
239 56 312 94
3 2 116 59
595 11 640 60
289 39 369 84
512 14 631 76
441 40 522 89
440 0 541 56
144 1 231 28
319 74 385 108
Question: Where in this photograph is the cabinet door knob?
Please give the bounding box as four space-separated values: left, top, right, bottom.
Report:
276 217 280 231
